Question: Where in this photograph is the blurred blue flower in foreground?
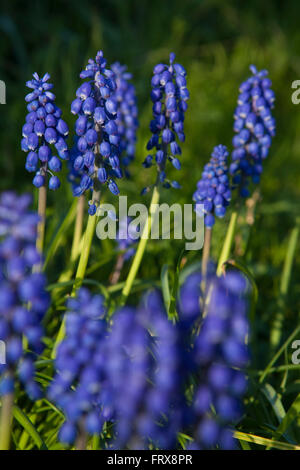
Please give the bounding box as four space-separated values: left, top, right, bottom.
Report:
182 271 250 450
50 269 249 449
230 65 276 197
70 51 122 214
0 192 50 399
48 288 109 444
143 53 189 191
111 62 138 176
22 73 69 190
193 145 231 228
105 291 185 450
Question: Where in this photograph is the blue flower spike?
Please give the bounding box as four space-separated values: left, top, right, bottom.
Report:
0 192 50 400
69 51 123 213
143 53 189 190
22 73 69 190
193 145 231 228
111 63 139 176
230 65 276 197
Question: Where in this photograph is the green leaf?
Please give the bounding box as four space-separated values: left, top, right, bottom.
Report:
234 431 300 450
13 406 48 450
217 211 238 275
268 393 300 448
259 324 300 383
169 248 186 320
161 264 171 313
262 383 286 423
177 432 193 449
47 278 109 299
270 222 299 350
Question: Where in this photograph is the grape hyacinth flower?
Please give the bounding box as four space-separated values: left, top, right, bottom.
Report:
193 145 231 228
48 288 110 446
22 73 69 190
111 62 138 176
142 52 189 191
230 65 276 197
180 271 250 450
0 192 50 400
120 53 189 303
105 291 185 450
70 51 122 215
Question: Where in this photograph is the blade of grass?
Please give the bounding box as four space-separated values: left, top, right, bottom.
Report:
267 393 300 448
270 222 299 350
161 264 171 313
261 383 286 423
13 406 48 450
216 211 238 276
260 323 300 383
234 431 300 450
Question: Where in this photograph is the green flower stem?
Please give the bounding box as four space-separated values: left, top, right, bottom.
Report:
201 226 212 278
109 253 125 285
35 184 47 270
52 193 100 356
53 126 103 354
120 183 161 304
0 392 14 450
71 194 85 262
216 211 238 276
75 425 87 450
72 209 99 293
50 200 86 303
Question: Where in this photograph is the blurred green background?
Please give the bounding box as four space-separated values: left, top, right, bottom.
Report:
0 0 299 343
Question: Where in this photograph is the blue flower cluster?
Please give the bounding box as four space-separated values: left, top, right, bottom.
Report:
48 288 110 445
111 63 138 176
105 291 184 450
49 270 249 450
21 73 69 190
230 65 276 197
186 271 250 449
50 289 185 449
116 217 138 261
143 53 189 191
193 145 231 228
0 192 50 399
70 51 122 215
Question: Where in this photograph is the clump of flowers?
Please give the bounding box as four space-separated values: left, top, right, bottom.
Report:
111 62 139 176
181 271 250 449
21 73 69 190
48 266 250 450
193 145 231 228
0 192 50 399
48 288 109 445
230 65 276 197
142 52 189 191
70 51 122 215
50 289 185 449
105 291 184 450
